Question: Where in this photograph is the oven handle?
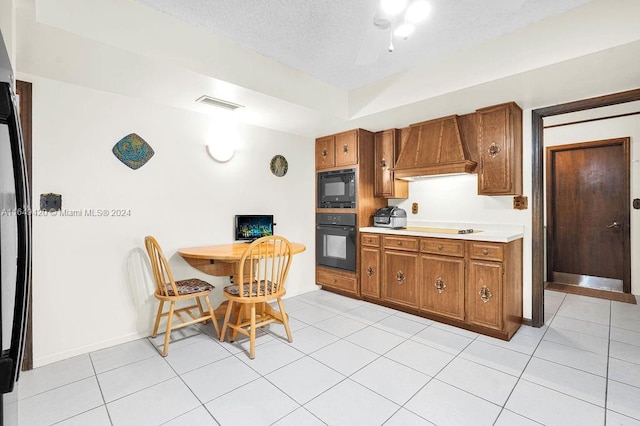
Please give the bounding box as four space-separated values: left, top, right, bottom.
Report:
316 225 356 232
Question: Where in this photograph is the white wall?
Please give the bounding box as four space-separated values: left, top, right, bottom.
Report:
544 103 640 295
0 0 15 65
28 75 316 367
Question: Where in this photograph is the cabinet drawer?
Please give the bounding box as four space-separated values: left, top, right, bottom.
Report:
361 233 380 247
421 238 465 257
383 236 419 252
316 268 358 295
468 242 504 262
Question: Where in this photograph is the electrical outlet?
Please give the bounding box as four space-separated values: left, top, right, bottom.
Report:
40 193 62 212
513 195 528 210
411 202 418 214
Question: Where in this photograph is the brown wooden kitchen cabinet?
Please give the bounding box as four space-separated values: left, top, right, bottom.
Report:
315 129 358 170
360 234 381 298
374 129 408 199
419 239 465 321
466 239 523 338
359 232 523 340
316 266 359 296
382 236 419 308
477 102 523 195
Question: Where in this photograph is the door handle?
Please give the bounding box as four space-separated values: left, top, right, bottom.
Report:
607 221 621 229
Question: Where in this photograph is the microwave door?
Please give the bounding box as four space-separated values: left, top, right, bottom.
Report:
0 82 31 395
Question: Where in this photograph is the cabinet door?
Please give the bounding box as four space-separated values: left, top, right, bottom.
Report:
316 267 358 296
374 130 394 197
315 136 335 169
477 103 522 195
467 260 503 330
383 250 419 308
335 130 358 167
419 255 465 321
361 247 380 298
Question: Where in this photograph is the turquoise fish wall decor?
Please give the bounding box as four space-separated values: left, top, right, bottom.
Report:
112 133 154 170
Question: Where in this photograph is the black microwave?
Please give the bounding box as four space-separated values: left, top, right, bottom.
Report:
317 168 356 208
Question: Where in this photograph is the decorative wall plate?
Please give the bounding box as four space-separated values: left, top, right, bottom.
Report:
270 154 288 177
112 133 154 170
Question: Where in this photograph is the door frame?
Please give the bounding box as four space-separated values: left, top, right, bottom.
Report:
531 88 640 327
546 138 631 293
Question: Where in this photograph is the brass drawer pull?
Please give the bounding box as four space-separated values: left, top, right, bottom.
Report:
367 266 374 277
343 144 349 154
488 143 501 158
397 241 403 246
435 277 446 294
437 245 444 251
380 158 387 168
321 148 328 158
482 249 489 255
396 271 405 285
479 285 492 303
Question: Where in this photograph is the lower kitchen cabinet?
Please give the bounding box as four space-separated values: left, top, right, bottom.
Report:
383 250 419 308
419 254 465 321
359 232 523 340
466 259 503 330
466 239 523 339
316 266 359 296
360 235 381 298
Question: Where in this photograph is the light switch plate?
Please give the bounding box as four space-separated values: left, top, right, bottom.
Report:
513 195 528 210
40 193 62 212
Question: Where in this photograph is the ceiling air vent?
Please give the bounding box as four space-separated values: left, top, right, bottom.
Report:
195 95 244 111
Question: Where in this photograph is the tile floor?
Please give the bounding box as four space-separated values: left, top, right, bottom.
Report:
17 289 640 426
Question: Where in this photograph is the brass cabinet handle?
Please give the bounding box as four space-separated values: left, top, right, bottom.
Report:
435 277 446 294
488 143 501 158
479 285 492 303
437 245 444 251
380 158 387 168
396 271 405 285
321 148 328 158
343 144 349 154
397 241 403 246
482 249 489 255
367 266 374 277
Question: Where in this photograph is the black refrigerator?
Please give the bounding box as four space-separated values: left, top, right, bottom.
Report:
0 29 32 426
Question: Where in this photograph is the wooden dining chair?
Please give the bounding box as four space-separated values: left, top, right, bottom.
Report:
144 236 220 356
219 235 293 359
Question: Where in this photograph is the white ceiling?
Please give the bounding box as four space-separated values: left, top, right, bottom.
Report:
134 0 595 90
21 0 640 138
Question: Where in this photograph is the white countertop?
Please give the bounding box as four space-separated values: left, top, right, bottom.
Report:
360 221 524 243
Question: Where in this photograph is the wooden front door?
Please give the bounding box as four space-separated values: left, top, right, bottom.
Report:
546 138 630 292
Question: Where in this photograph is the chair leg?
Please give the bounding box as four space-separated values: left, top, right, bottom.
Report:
220 300 233 342
204 294 220 338
162 302 175 357
196 297 206 323
277 298 293 343
249 303 257 359
152 300 164 338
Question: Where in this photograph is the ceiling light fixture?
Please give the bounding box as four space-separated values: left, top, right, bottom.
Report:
378 0 431 51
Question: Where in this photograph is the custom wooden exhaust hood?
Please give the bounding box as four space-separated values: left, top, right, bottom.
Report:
393 114 477 179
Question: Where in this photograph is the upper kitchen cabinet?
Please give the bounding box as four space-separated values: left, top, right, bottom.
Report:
477 102 523 195
374 129 408 198
315 129 358 170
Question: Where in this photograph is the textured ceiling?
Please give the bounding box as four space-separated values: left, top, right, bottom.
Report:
134 0 595 90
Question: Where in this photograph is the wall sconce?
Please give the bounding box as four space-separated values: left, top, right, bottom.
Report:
206 144 234 163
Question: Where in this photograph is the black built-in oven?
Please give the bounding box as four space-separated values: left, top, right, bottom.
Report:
316 213 356 272
317 168 356 208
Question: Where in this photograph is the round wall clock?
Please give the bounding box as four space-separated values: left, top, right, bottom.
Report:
270 154 288 177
